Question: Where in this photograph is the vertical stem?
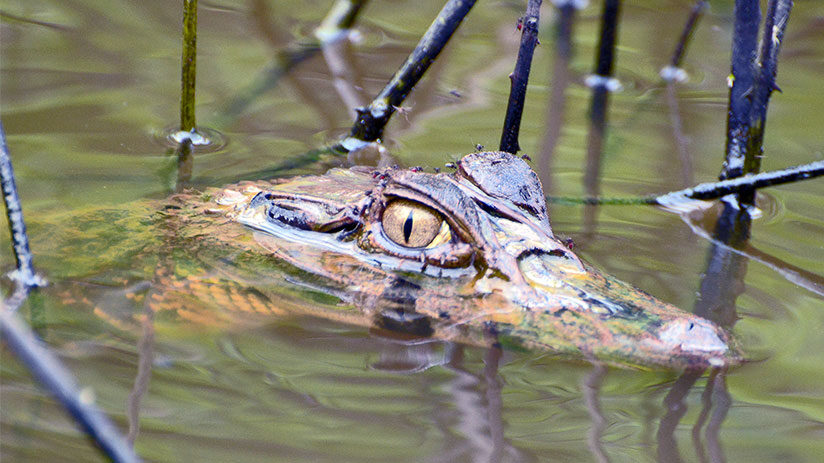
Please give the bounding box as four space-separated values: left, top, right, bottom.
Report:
499 0 542 154
593 0 620 78
741 0 793 191
180 0 198 132
0 121 41 290
721 0 792 206
720 0 760 181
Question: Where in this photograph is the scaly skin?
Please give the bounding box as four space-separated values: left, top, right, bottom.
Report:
34 152 743 370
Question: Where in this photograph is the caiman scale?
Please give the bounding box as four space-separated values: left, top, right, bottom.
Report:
42 151 741 370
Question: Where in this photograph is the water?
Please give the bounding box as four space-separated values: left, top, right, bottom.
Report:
2 1 824 461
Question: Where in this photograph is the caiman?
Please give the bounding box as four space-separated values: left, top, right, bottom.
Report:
34 151 742 370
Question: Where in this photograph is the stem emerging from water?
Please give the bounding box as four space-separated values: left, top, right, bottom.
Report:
180 0 198 132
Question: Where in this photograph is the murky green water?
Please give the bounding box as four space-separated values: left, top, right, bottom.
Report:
2 1 823 461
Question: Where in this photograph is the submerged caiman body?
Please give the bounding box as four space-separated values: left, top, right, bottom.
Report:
43 151 741 370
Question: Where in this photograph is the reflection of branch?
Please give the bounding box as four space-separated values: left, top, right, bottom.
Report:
321 34 367 118
218 0 369 125
679 207 824 299
658 369 703 463
539 1 580 192
439 344 523 463
661 1 708 187
706 373 731 463
482 346 505 463
583 363 611 463
127 296 155 445
582 0 622 239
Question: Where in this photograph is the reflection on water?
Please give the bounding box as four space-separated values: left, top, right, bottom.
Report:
2 0 824 462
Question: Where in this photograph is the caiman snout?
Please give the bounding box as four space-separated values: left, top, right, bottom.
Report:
490 247 742 370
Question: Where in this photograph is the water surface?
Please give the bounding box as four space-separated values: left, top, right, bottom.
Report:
2 1 824 462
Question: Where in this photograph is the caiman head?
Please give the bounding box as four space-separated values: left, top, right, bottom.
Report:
220 151 742 370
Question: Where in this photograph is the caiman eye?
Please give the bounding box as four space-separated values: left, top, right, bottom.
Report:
382 200 451 248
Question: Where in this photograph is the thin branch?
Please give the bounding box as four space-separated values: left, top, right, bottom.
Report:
180 0 198 132
548 158 824 205
343 0 477 147
499 0 542 154
3 120 137 461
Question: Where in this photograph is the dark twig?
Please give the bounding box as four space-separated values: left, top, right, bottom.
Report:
721 0 793 202
0 308 142 463
180 0 198 132
343 0 476 148
499 0 542 154
548 158 824 206
592 0 621 79
1 121 43 291
721 0 760 181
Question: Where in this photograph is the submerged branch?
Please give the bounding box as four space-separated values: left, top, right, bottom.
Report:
0 308 142 463
499 0 542 154
1 122 43 290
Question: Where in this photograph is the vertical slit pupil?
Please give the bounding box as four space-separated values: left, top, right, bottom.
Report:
403 210 414 244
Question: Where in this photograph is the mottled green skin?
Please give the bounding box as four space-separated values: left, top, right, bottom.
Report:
33 151 742 370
